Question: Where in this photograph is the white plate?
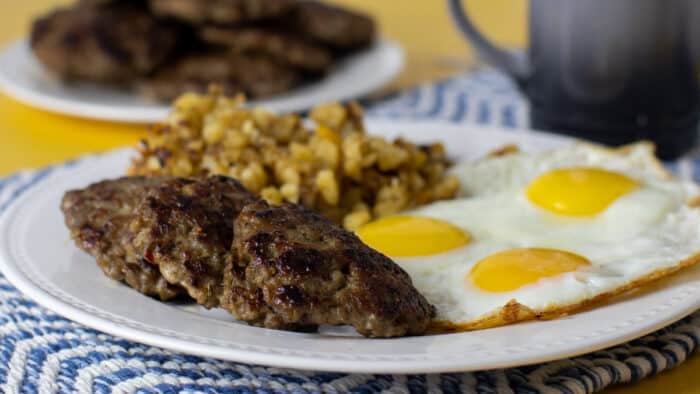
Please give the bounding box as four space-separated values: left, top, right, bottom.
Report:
0 38 404 123
1 120 700 374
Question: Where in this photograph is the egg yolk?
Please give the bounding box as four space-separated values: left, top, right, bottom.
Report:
470 248 589 292
526 168 639 216
356 216 470 257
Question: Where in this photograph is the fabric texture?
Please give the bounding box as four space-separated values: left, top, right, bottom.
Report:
2 69 700 393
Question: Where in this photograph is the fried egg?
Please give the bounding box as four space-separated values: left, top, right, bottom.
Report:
357 142 700 330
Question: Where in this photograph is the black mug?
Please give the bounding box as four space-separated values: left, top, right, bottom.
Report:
448 0 700 159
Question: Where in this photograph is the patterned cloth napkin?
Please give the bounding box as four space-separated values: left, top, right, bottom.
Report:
2 69 700 394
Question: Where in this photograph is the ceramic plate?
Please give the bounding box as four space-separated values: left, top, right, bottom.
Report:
0 39 404 123
1 120 700 374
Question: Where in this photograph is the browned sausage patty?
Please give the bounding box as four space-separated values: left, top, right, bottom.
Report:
290 1 375 50
148 0 297 24
226 200 435 337
31 2 183 83
129 176 256 308
61 177 186 300
199 26 333 73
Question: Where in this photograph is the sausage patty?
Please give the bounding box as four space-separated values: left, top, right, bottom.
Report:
31 2 183 83
226 200 435 337
61 176 186 300
199 26 333 73
148 0 297 24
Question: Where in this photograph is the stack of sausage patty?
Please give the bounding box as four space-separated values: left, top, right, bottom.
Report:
30 0 376 101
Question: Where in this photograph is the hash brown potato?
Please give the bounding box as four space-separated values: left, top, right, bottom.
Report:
129 90 459 229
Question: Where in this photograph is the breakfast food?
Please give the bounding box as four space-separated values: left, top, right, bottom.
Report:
129 91 459 229
31 0 376 100
129 176 256 308
199 26 333 73
226 200 435 336
61 176 186 300
62 175 434 337
63 84 700 336
288 1 376 50
30 1 183 84
357 142 700 330
149 0 296 24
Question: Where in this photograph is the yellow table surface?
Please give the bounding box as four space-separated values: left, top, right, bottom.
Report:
1 1 697 392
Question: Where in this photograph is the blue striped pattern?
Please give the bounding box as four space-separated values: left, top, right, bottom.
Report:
2 69 700 393
365 69 528 128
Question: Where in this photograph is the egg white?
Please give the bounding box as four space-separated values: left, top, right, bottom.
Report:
394 142 700 328
449 142 696 199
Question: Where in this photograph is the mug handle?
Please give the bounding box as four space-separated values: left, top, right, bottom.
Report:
447 0 530 88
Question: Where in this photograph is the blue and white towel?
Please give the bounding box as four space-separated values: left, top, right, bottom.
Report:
2 69 700 393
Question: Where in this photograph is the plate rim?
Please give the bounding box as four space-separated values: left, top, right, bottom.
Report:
1 120 699 374
0 38 404 123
